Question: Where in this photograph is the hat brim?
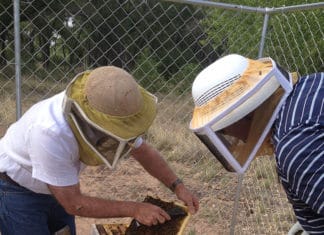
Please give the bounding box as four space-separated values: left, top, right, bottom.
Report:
190 59 276 131
67 71 157 140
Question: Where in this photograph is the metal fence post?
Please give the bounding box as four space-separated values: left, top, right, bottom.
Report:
13 0 22 119
258 10 270 58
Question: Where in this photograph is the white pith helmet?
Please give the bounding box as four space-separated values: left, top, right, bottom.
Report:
190 54 286 131
192 54 248 107
189 54 293 173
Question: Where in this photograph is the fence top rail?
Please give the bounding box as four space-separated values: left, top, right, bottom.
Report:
163 0 324 14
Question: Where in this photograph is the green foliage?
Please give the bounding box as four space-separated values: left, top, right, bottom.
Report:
0 0 322 81
212 0 322 7
2 0 212 79
201 8 263 58
132 48 164 93
133 48 202 95
168 63 202 94
266 10 324 75
200 1 323 74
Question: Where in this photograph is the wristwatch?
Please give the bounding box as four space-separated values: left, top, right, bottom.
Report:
170 178 183 192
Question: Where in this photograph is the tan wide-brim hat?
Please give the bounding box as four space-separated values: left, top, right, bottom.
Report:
65 66 157 140
190 54 278 131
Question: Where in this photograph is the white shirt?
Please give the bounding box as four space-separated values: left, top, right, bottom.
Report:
0 92 83 194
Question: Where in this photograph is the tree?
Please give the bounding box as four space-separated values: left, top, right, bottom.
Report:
200 0 324 74
0 0 13 66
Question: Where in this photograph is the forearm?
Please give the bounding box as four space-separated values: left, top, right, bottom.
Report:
68 196 137 218
48 183 175 225
131 142 179 190
48 184 137 218
131 142 200 215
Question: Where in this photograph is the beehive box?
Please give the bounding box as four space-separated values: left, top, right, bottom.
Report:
92 196 190 235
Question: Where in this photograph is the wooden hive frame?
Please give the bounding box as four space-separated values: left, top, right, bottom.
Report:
92 196 191 235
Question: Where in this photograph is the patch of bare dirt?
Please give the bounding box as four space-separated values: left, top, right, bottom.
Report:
76 157 226 235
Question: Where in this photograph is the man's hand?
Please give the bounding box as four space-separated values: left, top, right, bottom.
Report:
174 184 199 215
133 202 171 226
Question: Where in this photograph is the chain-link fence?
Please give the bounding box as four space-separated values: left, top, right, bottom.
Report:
0 0 323 234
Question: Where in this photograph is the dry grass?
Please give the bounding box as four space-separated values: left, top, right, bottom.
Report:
0 74 66 134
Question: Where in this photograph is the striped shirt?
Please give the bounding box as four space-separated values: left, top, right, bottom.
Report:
273 72 324 235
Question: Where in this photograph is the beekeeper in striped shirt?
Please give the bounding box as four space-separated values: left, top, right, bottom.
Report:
189 54 323 235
